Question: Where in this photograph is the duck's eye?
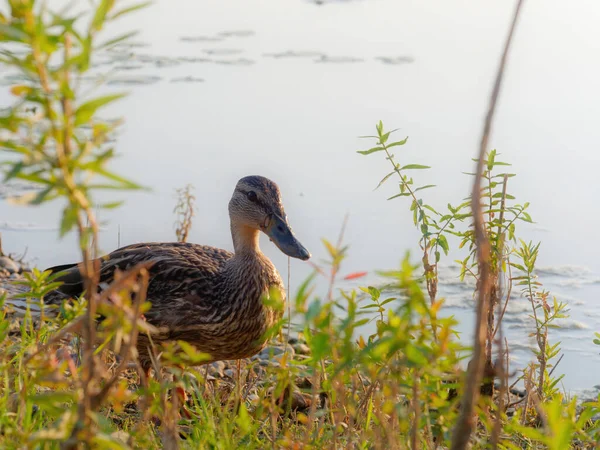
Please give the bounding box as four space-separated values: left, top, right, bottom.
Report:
247 191 258 202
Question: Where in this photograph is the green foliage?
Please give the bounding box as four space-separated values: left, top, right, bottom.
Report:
0 2 596 448
0 0 144 238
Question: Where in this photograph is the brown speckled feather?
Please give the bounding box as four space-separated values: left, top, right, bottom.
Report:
45 241 285 368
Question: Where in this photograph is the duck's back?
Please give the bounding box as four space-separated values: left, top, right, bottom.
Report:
47 242 233 327
45 241 283 363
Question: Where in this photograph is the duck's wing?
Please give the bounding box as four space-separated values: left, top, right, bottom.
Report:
46 242 233 322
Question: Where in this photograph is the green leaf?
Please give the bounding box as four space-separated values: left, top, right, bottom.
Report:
437 234 449 255
401 164 430 170
29 186 56 205
0 24 28 42
93 168 144 190
60 205 79 237
414 184 436 192
387 192 411 200
91 0 116 32
109 1 151 20
367 286 380 301
357 146 384 155
375 171 395 190
99 201 124 209
74 93 126 126
97 31 138 50
423 204 440 216
321 239 337 259
386 137 408 148
486 149 496 170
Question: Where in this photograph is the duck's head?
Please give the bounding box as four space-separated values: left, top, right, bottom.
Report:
229 175 311 261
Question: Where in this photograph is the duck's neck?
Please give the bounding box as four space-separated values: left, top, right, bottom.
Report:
231 221 262 259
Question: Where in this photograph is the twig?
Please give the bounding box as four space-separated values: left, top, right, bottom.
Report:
450 1 525 448
91 269 149 410
326 214 349 302
286 255 291 349
489 174 510 346
411 370 420 450
547 353 564 379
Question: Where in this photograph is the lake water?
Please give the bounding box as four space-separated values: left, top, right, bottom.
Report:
1 0 599 395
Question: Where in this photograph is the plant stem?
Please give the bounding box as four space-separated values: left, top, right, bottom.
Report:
451 1 524 448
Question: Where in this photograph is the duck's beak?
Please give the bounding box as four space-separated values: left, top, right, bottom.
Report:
264 214 311 261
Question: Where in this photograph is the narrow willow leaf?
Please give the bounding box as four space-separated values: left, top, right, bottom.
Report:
367 286 380 301
375 171 395 190
0 24 28 42
387 192 410 200
74 93 126 126
437 234 449 255
9 85 33 96
97 31 138 49
357 146 384 155
29 186 55 205
321 239 337 259
492 192 515 199
100 201 124 209
60 205 79 237
423 204 440 215
4 162 24 180
401 164 430 170
109 1 151 20
487 149 496 170
414 184 436 192
93 168 144 190
387 137 408 148
91 0 115 32
380 297 397 306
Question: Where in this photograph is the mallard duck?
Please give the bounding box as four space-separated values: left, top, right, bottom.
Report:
8 175 310 372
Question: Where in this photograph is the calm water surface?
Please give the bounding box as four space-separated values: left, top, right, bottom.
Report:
1 0 599 393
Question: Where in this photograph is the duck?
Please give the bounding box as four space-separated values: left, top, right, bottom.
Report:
9 175 310 374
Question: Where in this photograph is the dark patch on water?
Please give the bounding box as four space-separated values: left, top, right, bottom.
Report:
180 36 225 43
177 56 213 64
136 55 181 68
106 42 151 50
376 56 415 65
203 49 244 56
0 222 56 232
0 182 42 200
213 58 255 66
218 30 255 38
170 76 205 83
0 73 32 86
315 55 364 63
263 50 325 59
107 75 162 86
114 64 144 71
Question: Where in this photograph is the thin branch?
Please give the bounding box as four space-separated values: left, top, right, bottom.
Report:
91 269 149 410
450 1 525 448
